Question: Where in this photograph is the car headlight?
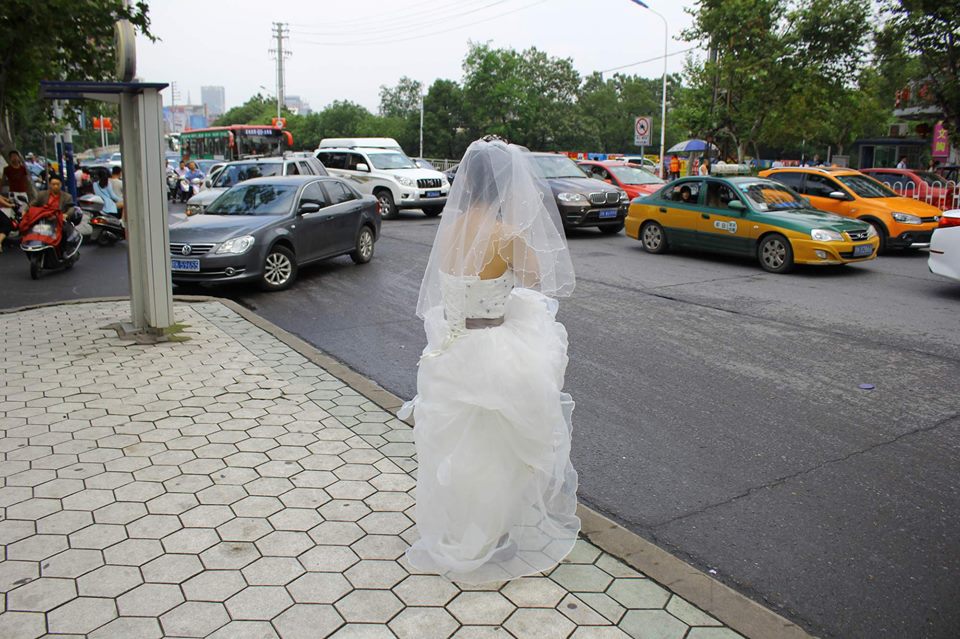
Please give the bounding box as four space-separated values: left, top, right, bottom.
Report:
865 224 878 238
186 204 203 217
557 192 587 203
395 175 414 187
216 235 255 255
811 229 843 242
892 212 921 224
440 176 449 186
619 191 630 202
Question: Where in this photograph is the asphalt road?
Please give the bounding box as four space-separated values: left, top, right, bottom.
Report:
2 204 959 639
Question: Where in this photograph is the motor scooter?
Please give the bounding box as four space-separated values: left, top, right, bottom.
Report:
19 205 82 279
82 194 125 246
1 193 28 245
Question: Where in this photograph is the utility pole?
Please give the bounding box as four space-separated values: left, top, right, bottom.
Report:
170 82 181 132
269 23 291 120
419 88 424 158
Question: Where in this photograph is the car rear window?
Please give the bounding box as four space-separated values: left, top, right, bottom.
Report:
214 163 283 188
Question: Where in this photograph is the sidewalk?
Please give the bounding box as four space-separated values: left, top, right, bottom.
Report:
1 299 756 639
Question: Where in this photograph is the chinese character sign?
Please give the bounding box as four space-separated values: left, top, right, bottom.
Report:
932 121 950 158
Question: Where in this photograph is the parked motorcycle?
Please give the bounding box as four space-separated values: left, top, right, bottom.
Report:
82 194 125 246
19 205 82 279
176 176 202 203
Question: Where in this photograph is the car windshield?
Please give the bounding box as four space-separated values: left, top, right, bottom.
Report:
213 163 282 188
368 152 417 170
915 171 948 187
608 166 664 185
835 174 897 198
739 181 808 211
532 155 588 179
205 184 297 215
196 160 217 174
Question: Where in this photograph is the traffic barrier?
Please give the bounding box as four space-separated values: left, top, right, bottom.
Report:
883 179 959 211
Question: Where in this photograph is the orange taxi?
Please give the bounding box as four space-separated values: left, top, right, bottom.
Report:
758 167 941 251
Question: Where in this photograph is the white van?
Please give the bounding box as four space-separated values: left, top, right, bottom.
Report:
315 146 449 218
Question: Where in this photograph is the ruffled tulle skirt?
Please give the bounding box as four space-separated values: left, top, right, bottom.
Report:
401 288 580 584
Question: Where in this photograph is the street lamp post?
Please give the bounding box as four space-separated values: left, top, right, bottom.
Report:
630 1 668 179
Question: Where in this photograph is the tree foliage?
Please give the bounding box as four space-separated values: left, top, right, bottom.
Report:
0 0 153 154
881 0 960 145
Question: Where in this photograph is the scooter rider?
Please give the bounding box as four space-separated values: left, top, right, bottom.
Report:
32 175 77 242
184 161 204 182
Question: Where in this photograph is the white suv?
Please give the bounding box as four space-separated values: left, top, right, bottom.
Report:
314 147 449 218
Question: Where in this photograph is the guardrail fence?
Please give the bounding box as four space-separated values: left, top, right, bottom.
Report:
883 179 959 212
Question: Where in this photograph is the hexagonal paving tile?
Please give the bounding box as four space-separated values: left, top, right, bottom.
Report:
162 527 220 554
42 548 105 578
0 611 46 639
392 574 460 607
217 517 273 542
345 560 407 589
117 582 185 616
273 604 346 639
606 578 671 609
447 591 516 625
36 509 93 535
103 538 163 566
550 564 616 593
299 544 360 572
88 616 163 639
618 610 689 639
0 560 39 592
287 572 354 604
358 511 413 535
389 606 459 639
351 534 408 560
200 541 261 570
255 530 314 557
181 504 236 528
319 500 371 522
226 585 294 620
47 596 118 634
77 565 143 597
335 589 404 623
142 553 204 583
269 508 323 531
7 577 77 611
69 522 127 549
181 569 248 602
160 601 231 637
207 620 281 639
502 577 568 608
0 519 36 544
241 556 305 586
7 534 68 561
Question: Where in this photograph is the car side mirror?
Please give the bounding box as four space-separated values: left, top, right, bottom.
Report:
355 163 369 172
298 201 322 215
727 200 746 212
828 191 849 200
204 179 211 188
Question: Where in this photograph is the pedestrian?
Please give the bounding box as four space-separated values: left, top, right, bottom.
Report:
771 157 784 169
399 135 579 584
896 155 908 169
1 150 37 202
698 157 711 176
93 173 123 217
0 192 15 253
110 166 124 201
669 155 680 180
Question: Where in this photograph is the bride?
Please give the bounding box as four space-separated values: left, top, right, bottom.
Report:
399 136 580 584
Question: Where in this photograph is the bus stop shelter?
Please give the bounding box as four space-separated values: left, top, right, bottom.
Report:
40 81 176 339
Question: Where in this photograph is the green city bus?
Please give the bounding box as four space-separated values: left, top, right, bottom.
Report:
179 125 293 161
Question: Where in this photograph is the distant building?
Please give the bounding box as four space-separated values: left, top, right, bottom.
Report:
163 105 208 134
201 86 226 119
284 95 311 116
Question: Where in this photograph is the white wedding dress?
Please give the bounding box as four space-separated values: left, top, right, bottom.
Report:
400 269 580 584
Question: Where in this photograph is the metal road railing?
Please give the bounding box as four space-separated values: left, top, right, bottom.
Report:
882 179 959 211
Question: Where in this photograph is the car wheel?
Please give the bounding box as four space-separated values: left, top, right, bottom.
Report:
864 219 888 253
260 245 297 291
376 190 398 220
640 221 668 253
28 253 41 280
758 234 794 273
423 206 443 218
599 223 625 235
350 226 375 264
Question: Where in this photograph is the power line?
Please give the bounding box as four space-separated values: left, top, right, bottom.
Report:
598 46 697 74
290 0 511 38
294 0 549 47
288 0 474 32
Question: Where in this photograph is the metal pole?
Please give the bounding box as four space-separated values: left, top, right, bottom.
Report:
656 10 668 180
419 89 424 158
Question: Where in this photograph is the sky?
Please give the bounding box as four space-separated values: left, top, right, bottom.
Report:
136 0 698 115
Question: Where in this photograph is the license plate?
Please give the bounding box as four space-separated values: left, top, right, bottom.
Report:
171 258 200 272
425 190 440 198
598 209 618 219
853 244 873 257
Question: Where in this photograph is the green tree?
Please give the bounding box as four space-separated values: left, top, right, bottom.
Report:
422 79 467 158
0 0 153 154
880 0 960 145
215 94 277 126
677 0 871 160
378 76 422 119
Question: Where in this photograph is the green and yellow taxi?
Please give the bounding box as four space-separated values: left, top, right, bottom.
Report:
624 177 880 273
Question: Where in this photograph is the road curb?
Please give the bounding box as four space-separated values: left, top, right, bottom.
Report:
2 295 814 639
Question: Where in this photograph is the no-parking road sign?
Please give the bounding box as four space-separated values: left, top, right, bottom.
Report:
634 116 652 146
